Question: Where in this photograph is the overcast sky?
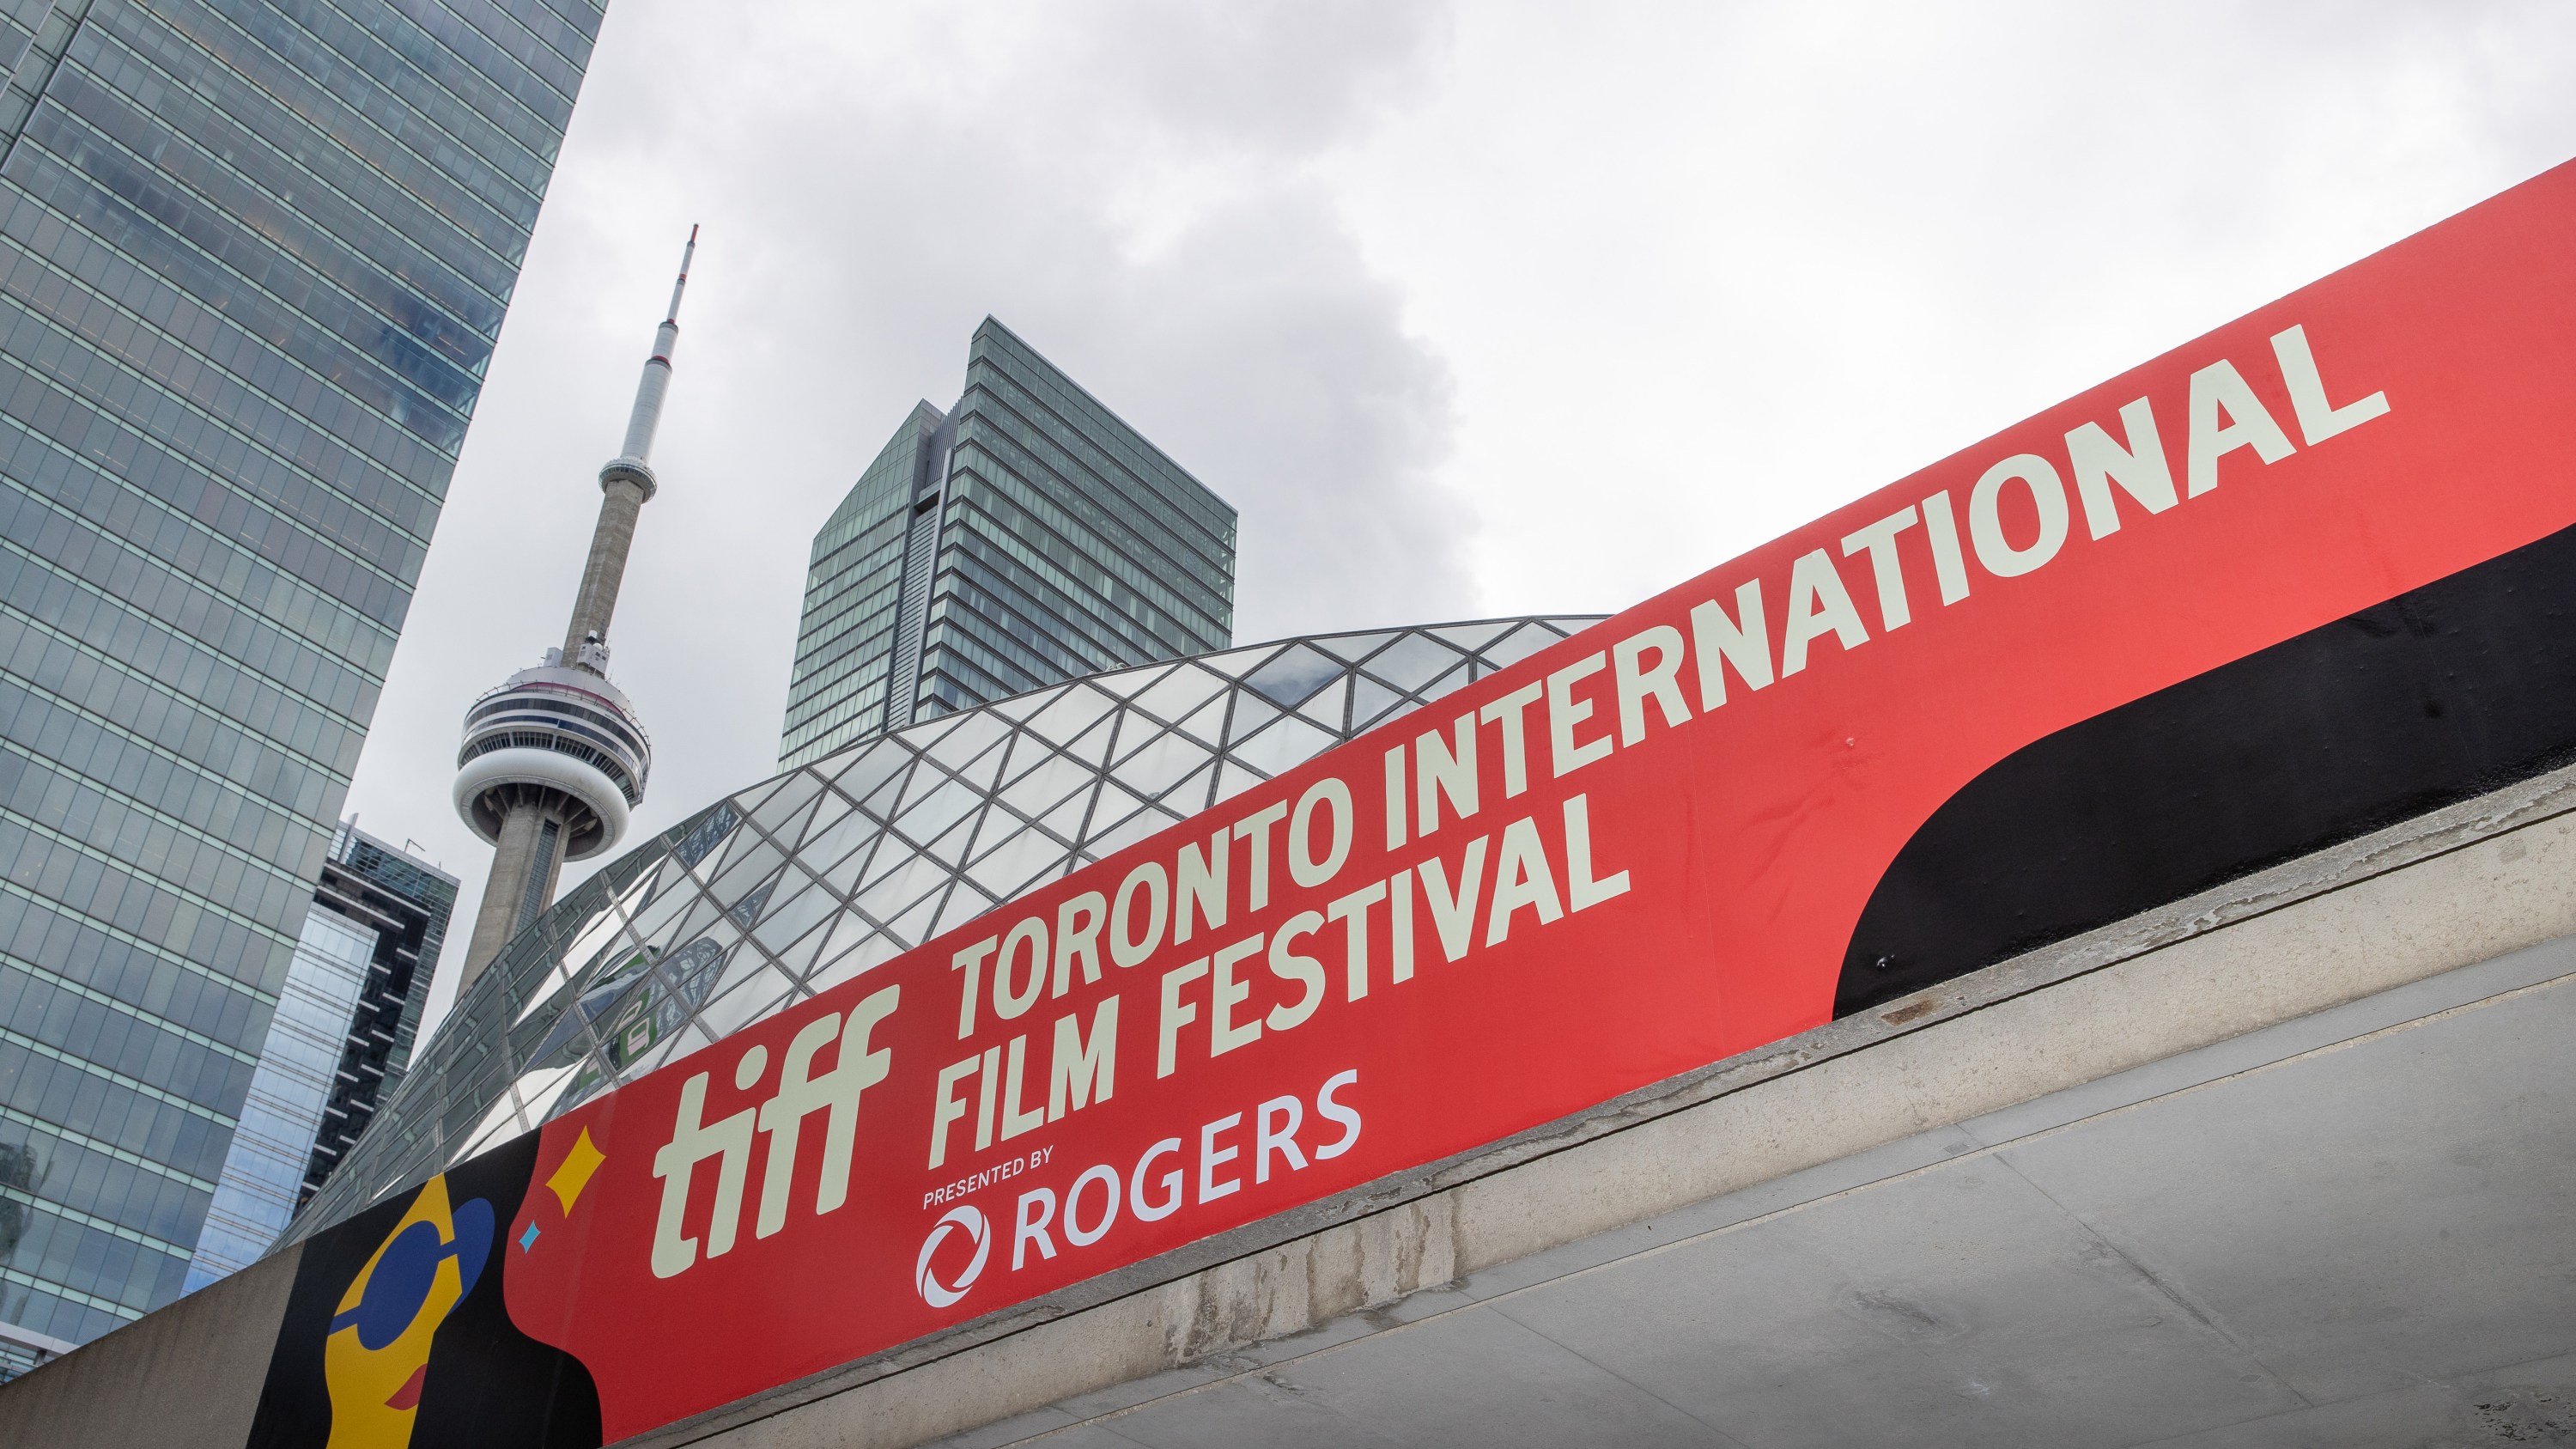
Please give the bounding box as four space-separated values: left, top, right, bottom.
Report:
373 0 2576 1036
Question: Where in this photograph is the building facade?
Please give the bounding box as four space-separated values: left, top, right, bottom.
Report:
0 0 604 1349
182 821 453 1294
780 318 1238 769
295 617 1601 1234
294 823 453 1205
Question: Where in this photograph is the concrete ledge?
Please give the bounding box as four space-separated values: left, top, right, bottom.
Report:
646 763 2576 1448
0 1239 301 1448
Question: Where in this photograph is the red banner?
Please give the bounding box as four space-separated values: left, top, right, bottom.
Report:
495 161 2576 1440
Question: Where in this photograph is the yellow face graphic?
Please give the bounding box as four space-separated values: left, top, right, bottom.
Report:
321 1174 495 1449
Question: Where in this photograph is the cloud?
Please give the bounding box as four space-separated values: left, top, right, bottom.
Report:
366 0 1465 1035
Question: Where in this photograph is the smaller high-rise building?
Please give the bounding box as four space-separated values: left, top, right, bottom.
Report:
296 827 458 1203
180 820 454 1294
780 319 1238 767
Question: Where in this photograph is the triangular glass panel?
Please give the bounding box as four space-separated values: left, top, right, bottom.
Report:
726 776 790 829
1296 676 1350 731
951 734 1009 795
669 800 742 872
1357 632 1462 692
1212 759 1269 806
1542 616 1606 637
1175 692 1230 748
999 750 1091 820
990 690 1052 723
998 728 1054 787
1131 664 1225 726
855 850 945 924
1090 665 1161 700
1060 715 1117 770
967 829 1071 904
896 754 955 814
896 775 980 846
1159 762 1218 816
708 840 784 906
1311 630 1397 665
1244 642 1342 709
821 835 883 898
765 793 825 855
767 906 845 982
967 799 1030 861
698 967 793 1042
932 882 998 938
1481 619 1583 670
1230 715 1340 779
1200 644 1274 679
1349 674 1413 734
1224 689 1281 743
892 710 965 752
927 709 1011 773
802 912 874 981
1419 661 1475 705
1087 804 1179 857
796 806 878 880
726 872 779 930
857 831 926 894
1082 780 1154 845
750 773 826 837
829 745 911 811
1025 684 1115 747
753 878 839 956
920 808 982 868
883 881 947 947
1111 729 1211 800
1431 620 1512 652
1040 786 1097 843
860 760 914 821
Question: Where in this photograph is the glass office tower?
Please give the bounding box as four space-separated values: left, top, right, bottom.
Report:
182 820 453 1291
296 823 455 1201
779 318 1239 768
0 0 604 1349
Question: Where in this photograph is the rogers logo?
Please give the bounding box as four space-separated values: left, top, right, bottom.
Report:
914 1204 991 1308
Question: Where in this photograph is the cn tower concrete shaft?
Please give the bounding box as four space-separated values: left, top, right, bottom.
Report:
564 473 648 656
460 795 570 985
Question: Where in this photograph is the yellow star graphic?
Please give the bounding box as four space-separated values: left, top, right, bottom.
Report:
545 1127 606 1215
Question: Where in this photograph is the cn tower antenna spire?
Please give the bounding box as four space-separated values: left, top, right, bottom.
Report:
564 225 697 662
451 226 699 993
612 222 696 472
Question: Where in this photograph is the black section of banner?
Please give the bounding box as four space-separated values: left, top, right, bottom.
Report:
246 1129 601 1449
1838 521 2576 1019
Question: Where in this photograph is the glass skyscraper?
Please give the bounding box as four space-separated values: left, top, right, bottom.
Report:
182 819 453 1293
779 318 1239 768
0 0 603 1350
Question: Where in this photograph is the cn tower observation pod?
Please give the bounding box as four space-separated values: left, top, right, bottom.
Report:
453 662 653 861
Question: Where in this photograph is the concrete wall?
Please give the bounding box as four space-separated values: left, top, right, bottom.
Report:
10 762 2576 1447
0 1240 300 1447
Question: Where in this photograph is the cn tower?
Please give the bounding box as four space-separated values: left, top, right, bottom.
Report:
452 228 696 990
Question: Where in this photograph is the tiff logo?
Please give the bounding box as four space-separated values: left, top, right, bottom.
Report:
649 984 901 1277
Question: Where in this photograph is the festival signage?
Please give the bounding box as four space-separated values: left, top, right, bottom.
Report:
248 159 2576 1447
